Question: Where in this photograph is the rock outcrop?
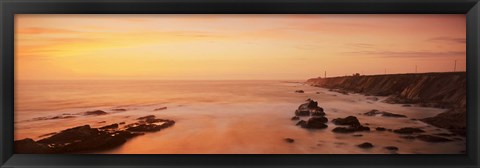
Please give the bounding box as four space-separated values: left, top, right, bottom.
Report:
306 72 466 136
331 116 370 133
15 115 175 154
295 99 325 116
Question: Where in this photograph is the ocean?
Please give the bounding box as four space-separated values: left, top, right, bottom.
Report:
14 80 465 154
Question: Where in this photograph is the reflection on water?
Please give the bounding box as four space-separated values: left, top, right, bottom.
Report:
15 80 466 154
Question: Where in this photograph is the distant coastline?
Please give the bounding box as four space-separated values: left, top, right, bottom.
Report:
306 71 467 136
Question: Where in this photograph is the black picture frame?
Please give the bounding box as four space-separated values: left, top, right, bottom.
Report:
1 0 479 167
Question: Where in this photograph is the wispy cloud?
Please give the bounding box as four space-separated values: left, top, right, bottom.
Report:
347 42 374 49
17 27 79 35
428 37 466 44
346 50 465 58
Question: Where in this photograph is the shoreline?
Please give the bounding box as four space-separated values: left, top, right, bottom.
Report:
14 80 465 154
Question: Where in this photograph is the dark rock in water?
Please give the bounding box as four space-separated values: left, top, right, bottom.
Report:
119 122 126 125
295 110 310 116
416 135 452 143
381 112 407 118
111 108 127 112
154 107 168 111
284 138 295 143
332 116 361 127
32 115 76 121
331 116 369 133
364 109 382 116
295 99 324 116
126 121 175 132
305 117 328 129
99 123 119 130
366 97 379 101
402 104 412 107
84 110 108 116
295 90 304 93
332 125 370 133
353 134 363 137
37 125 99 144
376 127 387 131
306 100 318 108
15 116 176 154
145 118 171 124
98 121 106 124
311 108 325 116
296 120 307 128
364 109 406 118
357 142 374 149
316 92 320 94
399 135 416 140
291 116 300 120
420 109 466 136
393 127 425 134
384 146 399 151
25 125 132 153
15 138 52 154
137 115 156 120
332 127 356 133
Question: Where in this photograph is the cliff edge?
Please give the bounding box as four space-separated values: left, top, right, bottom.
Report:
306 72 466 136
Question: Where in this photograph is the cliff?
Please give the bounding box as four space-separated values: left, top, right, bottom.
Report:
306 72 466 135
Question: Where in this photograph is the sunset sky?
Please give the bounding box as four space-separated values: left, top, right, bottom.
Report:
15 14 466 80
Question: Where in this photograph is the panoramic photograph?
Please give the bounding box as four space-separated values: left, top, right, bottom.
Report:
14 14 466 154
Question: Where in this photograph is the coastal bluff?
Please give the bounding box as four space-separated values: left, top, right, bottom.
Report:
306 72 466 136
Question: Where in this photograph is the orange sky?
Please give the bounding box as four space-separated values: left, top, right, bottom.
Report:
15 14 466 80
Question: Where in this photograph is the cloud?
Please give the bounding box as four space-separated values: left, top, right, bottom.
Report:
346 50 465 58
347 43 374 49
17 27 79 35
428 37 466 44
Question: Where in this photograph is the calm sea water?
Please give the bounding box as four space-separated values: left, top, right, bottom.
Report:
14 80 465 154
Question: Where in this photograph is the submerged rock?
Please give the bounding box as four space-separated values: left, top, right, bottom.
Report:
291 116 300 120
154 107 168 111
332 116 361 127
384 146 399 151
357 142 374 149
364 109 406 118
284 138 295 143
332 126 370 133
32 115 76 121
416 135 452 143
305 117 328 129
137 115 156 120
84 110 108 116
111 108 127 112
295 90 304 93
376 127 387 131
99 123 119 130
393 127 425 134
331 116 369 133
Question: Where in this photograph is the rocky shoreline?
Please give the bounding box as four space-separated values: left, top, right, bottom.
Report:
286 98 461 152
306 72 466 136
15 114 175 154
